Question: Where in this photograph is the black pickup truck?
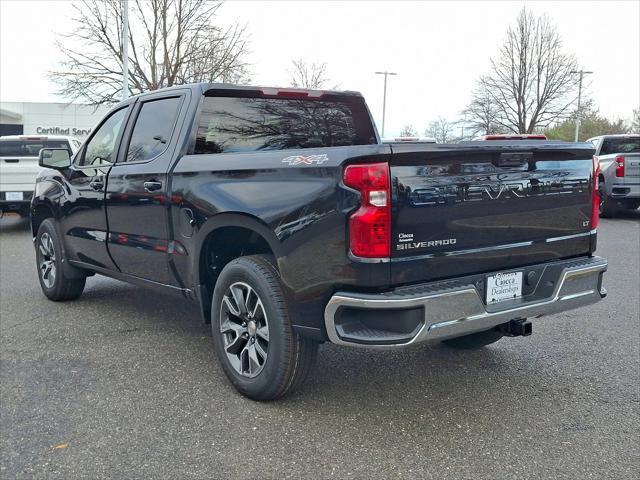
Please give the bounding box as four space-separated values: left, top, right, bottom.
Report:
32 83 607 400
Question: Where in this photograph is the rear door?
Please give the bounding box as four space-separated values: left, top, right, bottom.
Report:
389 142 595 284
104 91 187 284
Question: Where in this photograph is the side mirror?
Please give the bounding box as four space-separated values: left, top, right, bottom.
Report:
39 148 72 170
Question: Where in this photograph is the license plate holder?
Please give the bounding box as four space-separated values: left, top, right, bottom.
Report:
5 192 23 201
486 271 523 304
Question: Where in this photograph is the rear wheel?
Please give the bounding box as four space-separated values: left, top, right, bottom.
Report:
598 179 618 218
210 255 318 400
35 218 86 301
442 328 504 350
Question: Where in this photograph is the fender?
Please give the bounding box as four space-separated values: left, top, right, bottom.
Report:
192 212 283 322
31 184 87 280
192 212 283 275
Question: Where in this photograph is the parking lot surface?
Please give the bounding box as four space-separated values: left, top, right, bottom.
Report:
1 212 639 479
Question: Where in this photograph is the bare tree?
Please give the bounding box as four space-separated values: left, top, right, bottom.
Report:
631 108 640 132
467 8 580 134
289 59 330 89
462 86 505 136
51 0 250 105
399 125 418 137
426 117 456 143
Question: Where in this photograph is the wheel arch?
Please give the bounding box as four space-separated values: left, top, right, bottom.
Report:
30 201 56 238
194 213 281 323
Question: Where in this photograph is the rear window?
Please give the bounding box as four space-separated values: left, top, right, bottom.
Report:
0 140 70 157
600 137 640 155
194 95 376 154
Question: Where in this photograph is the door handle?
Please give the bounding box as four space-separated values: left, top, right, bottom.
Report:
143 181 163 192
89 178 104 191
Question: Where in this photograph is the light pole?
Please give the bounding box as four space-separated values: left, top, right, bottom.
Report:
121 0 129 100
571 69 593 142
375 71 397 137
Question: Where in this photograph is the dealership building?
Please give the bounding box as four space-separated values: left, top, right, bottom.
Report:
0 102 109 139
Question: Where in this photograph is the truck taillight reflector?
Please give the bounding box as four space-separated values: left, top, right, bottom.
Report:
591 156 600 230
343 162 391 258
615 155 625 177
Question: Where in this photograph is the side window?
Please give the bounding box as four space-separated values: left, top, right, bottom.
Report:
80 108 127 166
125 97 182 162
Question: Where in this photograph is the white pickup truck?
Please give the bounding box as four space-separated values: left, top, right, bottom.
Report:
588 134 640 216
0 135 82 217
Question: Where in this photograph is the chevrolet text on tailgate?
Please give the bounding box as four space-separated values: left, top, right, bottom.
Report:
31 83 608 400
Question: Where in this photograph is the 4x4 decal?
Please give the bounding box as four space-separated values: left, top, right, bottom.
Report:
281 154 329 166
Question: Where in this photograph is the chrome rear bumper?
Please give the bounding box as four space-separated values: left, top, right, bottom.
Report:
324 256 607 348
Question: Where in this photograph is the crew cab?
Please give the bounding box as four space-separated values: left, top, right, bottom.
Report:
0 135 82 216
587 134 640 216
31 83 607 400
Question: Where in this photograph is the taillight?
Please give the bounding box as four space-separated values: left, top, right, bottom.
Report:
591 156 600 230
343 162 391 258
615 155 625 177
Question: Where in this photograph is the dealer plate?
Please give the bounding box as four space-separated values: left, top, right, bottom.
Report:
5 192 23 201
486 271 523 304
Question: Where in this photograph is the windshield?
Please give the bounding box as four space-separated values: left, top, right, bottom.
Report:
0 140 70 157
600 137 640 155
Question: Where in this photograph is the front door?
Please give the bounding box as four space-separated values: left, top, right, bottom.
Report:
104 93 186 284
60 106 131 270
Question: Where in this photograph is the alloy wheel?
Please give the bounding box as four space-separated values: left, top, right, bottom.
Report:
38 232 57 289
219 282 269 378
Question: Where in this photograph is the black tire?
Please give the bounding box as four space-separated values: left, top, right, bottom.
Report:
598 180 618 218
35 218 86 301
442 328 504 350
210 254 318 400
622 199 640 210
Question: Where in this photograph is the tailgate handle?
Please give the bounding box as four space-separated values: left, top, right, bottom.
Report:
497 152 532 167
3 159 19 163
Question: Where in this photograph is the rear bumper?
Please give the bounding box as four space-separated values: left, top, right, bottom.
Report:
324 256 607 348
0 191 33 214
610 182 640 199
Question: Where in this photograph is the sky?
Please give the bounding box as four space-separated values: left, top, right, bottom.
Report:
1 0 638 136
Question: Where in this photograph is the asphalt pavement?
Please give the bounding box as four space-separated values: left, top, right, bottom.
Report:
1 212 639 479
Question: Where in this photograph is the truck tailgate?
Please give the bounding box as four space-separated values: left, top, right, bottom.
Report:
389 142 595 285
0 156 41 191
622 153 640 177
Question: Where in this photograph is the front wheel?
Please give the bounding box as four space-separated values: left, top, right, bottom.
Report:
35 218 86 301
210 255 318 400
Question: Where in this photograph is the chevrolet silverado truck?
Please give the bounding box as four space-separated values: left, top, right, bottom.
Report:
587 134 640 217
31 83 608 400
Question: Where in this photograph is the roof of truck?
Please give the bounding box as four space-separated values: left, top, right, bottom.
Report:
122 82 364 103
587 134 639 140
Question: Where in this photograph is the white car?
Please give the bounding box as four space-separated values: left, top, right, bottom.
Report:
0 135 82 217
